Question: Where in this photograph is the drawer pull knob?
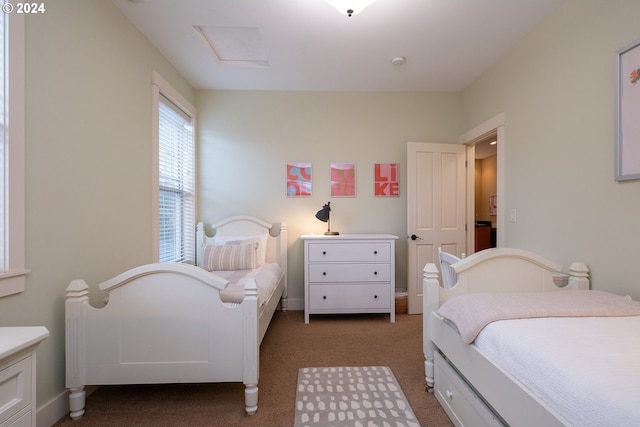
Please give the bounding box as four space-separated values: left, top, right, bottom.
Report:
323 296 327 300
374 295 378 299
446 390 454 399
323 272 327 276
374 271 378 275
322 251 327 255
374 250 378 255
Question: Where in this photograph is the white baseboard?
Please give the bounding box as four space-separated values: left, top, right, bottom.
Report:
284 297 303 311
38 386 99 427
37 389 67 427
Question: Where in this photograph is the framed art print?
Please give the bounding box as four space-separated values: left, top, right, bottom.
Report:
330 163 356 197
615 38 640 181
489 194 497 216
374 163 399 196
286 162 312 197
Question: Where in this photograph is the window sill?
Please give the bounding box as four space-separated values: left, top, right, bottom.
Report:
0 269 29 297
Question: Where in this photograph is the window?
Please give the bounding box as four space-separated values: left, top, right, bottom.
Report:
0 10 26 297
152 72 196 264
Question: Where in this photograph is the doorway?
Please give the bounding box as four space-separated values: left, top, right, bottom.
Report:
462 113 505 250
472 133 497 253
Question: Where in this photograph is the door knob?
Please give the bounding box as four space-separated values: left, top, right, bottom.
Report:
410 234 422 241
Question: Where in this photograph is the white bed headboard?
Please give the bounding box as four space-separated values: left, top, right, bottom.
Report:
196 215 287 270
422 247 589 390
436 248 589 303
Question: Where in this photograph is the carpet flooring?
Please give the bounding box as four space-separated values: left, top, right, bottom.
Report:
52 311 453 427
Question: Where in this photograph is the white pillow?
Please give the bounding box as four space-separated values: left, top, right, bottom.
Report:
214 233 268 266
202 242 258 271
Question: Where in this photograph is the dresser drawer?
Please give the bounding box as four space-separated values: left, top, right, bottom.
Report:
309 284 391 310
307 242 391 262
434 352 504 427
308 263 391 282
0 356 32 426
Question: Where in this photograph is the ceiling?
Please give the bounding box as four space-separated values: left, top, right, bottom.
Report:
112 0 563 92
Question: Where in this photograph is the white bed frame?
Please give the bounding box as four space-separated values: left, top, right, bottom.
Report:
423 248 589 427
65 216 287 420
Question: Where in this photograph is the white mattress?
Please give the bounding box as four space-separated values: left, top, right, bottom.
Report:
474 316 640 427
213 262 282 306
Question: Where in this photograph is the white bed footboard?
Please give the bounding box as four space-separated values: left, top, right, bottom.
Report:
65 264 260 419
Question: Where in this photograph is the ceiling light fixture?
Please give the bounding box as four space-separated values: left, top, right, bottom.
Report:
324 0 376 17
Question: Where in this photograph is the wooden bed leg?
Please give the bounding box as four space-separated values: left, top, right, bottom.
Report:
244 384 258 415
243 278 259 415
66 280 89 419
425 357 435 393
423 263 440 394
68 386 86 420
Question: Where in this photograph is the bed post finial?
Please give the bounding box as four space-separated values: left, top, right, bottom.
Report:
568 262 590 290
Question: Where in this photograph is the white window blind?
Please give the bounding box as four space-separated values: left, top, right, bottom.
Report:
158 94 195 263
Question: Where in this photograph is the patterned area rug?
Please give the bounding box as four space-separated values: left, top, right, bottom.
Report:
294 366 420 427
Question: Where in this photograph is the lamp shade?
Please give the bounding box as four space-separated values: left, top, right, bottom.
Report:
324 0 376 16
315 202 339 235
315 203 331 222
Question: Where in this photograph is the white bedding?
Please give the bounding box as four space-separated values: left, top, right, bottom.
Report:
213 262 282 306
436 290 640 344
474 316 640 427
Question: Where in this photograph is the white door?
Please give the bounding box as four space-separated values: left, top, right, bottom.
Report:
406 142 466 314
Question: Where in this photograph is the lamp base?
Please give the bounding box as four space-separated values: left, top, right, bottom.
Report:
324 231 340 235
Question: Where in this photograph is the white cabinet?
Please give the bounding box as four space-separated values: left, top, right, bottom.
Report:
302 234 398 323
0 327 49 427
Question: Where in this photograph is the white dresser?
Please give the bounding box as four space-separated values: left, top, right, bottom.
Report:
302 234 398 323
0 327 49 427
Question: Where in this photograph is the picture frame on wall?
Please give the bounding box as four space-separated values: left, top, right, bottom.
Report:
374 163 399 197
330 163 356 197
286 162 312 197
615 38 640 181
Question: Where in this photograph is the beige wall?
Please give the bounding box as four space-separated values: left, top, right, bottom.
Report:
462 0 640 298
0 0 194 422
196 90 464 302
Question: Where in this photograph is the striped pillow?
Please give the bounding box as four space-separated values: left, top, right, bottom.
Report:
203 242 258 271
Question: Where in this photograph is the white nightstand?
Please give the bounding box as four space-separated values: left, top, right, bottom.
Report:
302 234 398 323
0 326 49 427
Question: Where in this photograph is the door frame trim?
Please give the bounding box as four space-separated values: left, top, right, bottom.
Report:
459 113 505 248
